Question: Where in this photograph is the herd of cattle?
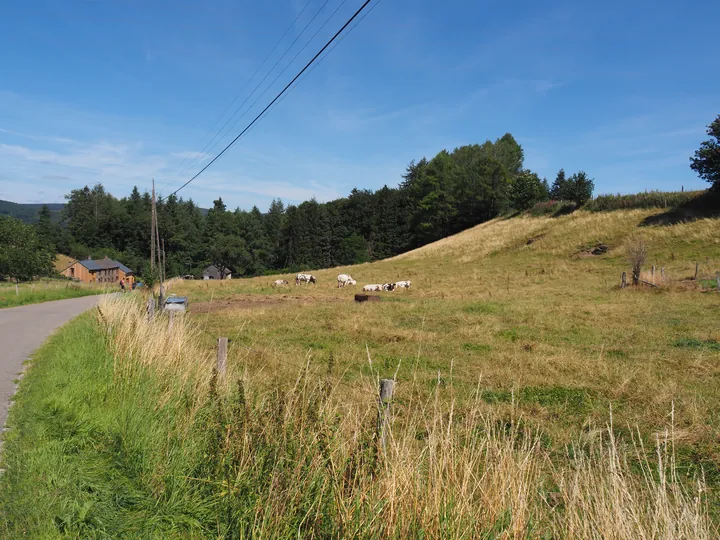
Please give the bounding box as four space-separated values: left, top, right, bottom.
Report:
271 273 411 291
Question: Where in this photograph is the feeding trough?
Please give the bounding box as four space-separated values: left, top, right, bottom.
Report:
164 294 189 313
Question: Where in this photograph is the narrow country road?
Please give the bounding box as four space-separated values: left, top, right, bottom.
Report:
0 295 108 431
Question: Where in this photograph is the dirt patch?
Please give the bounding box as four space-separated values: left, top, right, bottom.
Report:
191 294 342 314
574 243 609 258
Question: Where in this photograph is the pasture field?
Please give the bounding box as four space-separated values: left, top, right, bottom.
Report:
1 208 718 537
0 278 108 308
174 209 720 454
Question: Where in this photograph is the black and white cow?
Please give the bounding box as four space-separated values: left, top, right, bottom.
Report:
296 273 317 285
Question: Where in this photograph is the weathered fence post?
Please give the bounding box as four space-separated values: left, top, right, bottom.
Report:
621 272 627 288
377 379 394 455
694 262 699 281
651 266 655 279
146 297 155 321
217 337 228 378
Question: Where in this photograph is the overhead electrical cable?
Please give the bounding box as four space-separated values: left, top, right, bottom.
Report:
167 0 333 189
167 0 315 181
188 0 349 168
170 0 376 196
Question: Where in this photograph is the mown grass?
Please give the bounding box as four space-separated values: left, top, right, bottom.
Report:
0 299 715 537
0 279 106 308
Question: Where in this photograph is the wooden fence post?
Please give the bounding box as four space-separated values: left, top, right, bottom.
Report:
146 297 155 321
377 379 394 455
694 262 699 281
217 337 228 377
651 266 655 279
621 272 627 288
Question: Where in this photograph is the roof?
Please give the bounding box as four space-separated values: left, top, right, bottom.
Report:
77 257 133 274
203 264 231 276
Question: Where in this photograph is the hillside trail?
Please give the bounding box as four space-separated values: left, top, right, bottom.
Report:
0 295 111 438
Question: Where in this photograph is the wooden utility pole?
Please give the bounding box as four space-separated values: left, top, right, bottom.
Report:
150 179 156 272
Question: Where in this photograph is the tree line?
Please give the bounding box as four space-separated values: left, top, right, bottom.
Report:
3 133 598 281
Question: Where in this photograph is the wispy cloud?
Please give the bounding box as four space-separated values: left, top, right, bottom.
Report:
0 127 74 144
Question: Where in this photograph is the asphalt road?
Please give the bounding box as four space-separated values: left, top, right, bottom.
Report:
0 295 107 431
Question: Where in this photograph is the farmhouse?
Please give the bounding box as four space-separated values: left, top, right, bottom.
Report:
61 256 134 286
203 264 232 280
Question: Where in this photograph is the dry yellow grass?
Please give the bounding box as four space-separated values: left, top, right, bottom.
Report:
92 293 717 537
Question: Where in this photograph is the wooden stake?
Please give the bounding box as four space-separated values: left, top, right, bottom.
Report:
694 262 699 281
661 267 665 281
217 337 228 377
621 272 627 288
377 379 394 455
146 297 155 321
651 265 655 278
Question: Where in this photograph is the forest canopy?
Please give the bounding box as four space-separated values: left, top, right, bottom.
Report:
33 134 593 279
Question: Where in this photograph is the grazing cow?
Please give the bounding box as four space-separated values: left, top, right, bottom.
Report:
296 273 317 285
272 279 289 286
382 283 396 291
337 274 357 288
363 284 383 292
394 280 411 289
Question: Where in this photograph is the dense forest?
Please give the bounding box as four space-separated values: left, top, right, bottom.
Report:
9 134 596 280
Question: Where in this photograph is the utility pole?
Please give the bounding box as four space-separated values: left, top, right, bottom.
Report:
150 179 156 272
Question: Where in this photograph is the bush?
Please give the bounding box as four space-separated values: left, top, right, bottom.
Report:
528 200 577 217
585 190 703 212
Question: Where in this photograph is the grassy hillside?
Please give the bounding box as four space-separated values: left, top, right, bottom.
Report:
0 199 64 223
1 207 718 537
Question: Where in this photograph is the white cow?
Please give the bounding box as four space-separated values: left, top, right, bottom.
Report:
272 279 289 286
362 284 383 292
296 273 317 285
394 280 411 289
337 274 357 288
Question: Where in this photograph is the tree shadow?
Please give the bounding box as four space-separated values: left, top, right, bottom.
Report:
640 190 720 227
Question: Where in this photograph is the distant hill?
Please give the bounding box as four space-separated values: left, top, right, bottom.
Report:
0 200 65 223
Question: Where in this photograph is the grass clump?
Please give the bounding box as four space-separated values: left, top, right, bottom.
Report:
0 296 716 538
674 338 720 351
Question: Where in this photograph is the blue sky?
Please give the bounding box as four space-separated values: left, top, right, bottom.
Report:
1 0 718 209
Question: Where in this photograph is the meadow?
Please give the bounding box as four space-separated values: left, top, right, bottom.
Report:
1 207 718 537
0 278 108 308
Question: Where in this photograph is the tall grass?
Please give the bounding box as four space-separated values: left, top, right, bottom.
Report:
3 294 711 537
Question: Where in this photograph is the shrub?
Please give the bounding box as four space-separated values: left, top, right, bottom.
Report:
626 236 648 285
584 190 703 212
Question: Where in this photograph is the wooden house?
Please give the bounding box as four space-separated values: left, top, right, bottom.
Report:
61 256 134 286
202 264 232 280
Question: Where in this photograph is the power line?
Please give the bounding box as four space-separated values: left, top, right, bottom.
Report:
168 0 330 187
159 0 319 193
170 0 376 197
183 0 349 175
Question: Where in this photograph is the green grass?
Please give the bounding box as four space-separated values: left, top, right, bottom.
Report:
0 314 211 537
0 280 106 308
